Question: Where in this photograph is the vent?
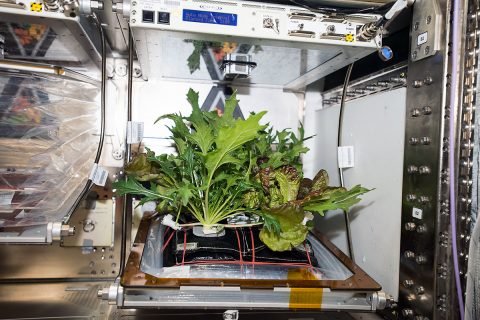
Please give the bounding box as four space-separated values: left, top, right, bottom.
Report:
192 0 237 6
265 6 285 11
164 0 180 6
241 3 261 8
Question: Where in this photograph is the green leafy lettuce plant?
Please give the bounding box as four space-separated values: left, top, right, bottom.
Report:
114 89 266 232
114 88 370 251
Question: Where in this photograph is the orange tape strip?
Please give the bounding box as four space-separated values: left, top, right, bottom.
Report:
289 288 323 309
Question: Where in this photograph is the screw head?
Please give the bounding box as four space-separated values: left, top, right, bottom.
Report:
415 286 425 295
404 279 414 287
415 255 427 264
410 108 421 117
416 224 427 233
404 250 415 259
405 222 416 231
414 21 419 30
420 136 431 145
407 165 419 173
419 166 431 175
402 308 414 317
412 80 422 88
409 137 419 145
422 106 432 115
406 194 417 201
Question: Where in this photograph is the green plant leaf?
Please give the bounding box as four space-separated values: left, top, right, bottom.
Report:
154 113 190 138
258 204 308 251
187 41 204 74
205 111 267 178
301 185 371 215
186 88 205 127
176 184 194 206
188 122 214 155
113 177 173 202
124 153 157 181
311 169 329 192
274 166 300 202
217 92 238 127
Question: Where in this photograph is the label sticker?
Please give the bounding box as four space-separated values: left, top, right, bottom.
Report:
412 207 423 219
126 121 144 144
89 164 108 187
0 191 14 206
176 242 198 251
337 146 355 168
417 32 428 45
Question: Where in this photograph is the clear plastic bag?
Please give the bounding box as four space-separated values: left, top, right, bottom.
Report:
0 72 100 227
141 217 353 281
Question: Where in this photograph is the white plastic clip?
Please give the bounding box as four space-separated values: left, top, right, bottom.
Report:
302 211 314 225
161 214 182 230
126 121 144 144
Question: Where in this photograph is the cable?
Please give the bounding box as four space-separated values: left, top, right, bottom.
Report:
337 63 355 261
63 12 106 223
288 0 394 15
449 0 465 318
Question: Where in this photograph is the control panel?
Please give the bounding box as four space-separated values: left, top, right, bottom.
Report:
129 0 381 48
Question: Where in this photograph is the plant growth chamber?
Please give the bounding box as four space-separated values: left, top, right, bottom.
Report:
0 0 478 319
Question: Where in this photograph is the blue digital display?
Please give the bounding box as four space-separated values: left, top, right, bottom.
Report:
182 9 237 26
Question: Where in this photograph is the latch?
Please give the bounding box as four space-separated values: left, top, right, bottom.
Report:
46 222 75 243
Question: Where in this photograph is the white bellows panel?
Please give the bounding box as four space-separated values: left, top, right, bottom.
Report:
0 73 100 227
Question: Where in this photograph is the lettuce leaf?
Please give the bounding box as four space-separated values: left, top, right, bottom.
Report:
258 204 308 252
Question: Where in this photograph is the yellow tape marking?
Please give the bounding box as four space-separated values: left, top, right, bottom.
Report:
30 2 43 12
345 33 355 42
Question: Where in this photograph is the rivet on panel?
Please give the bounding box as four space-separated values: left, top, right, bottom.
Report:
420 137 431 145
409 137 419 145
412 79 423 88
411 108 421 117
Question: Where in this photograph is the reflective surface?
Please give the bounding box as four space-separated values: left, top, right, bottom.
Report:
122 215 380 290
157 37 343 86
0 10 101 78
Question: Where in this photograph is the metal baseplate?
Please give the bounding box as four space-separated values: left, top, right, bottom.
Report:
98 280 391 311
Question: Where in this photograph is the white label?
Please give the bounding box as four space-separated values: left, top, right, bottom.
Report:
0 191 14 206
89 164 108 187
126 121 144 144
417 32 428 45
337 146 355 168
176 242 198 251
412 207 423 219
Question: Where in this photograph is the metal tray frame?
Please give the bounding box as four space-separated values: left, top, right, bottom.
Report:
123 215 381 290
107 215 388 311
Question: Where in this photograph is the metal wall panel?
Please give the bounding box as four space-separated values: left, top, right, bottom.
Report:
397 0 474 318
398 0 449 317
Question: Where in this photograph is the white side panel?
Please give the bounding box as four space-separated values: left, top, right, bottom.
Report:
304 87 406 300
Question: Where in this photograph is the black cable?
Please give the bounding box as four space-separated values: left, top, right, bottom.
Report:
337 63 355 261
288 0 394 15
64 13 106 222
94 14 107 164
